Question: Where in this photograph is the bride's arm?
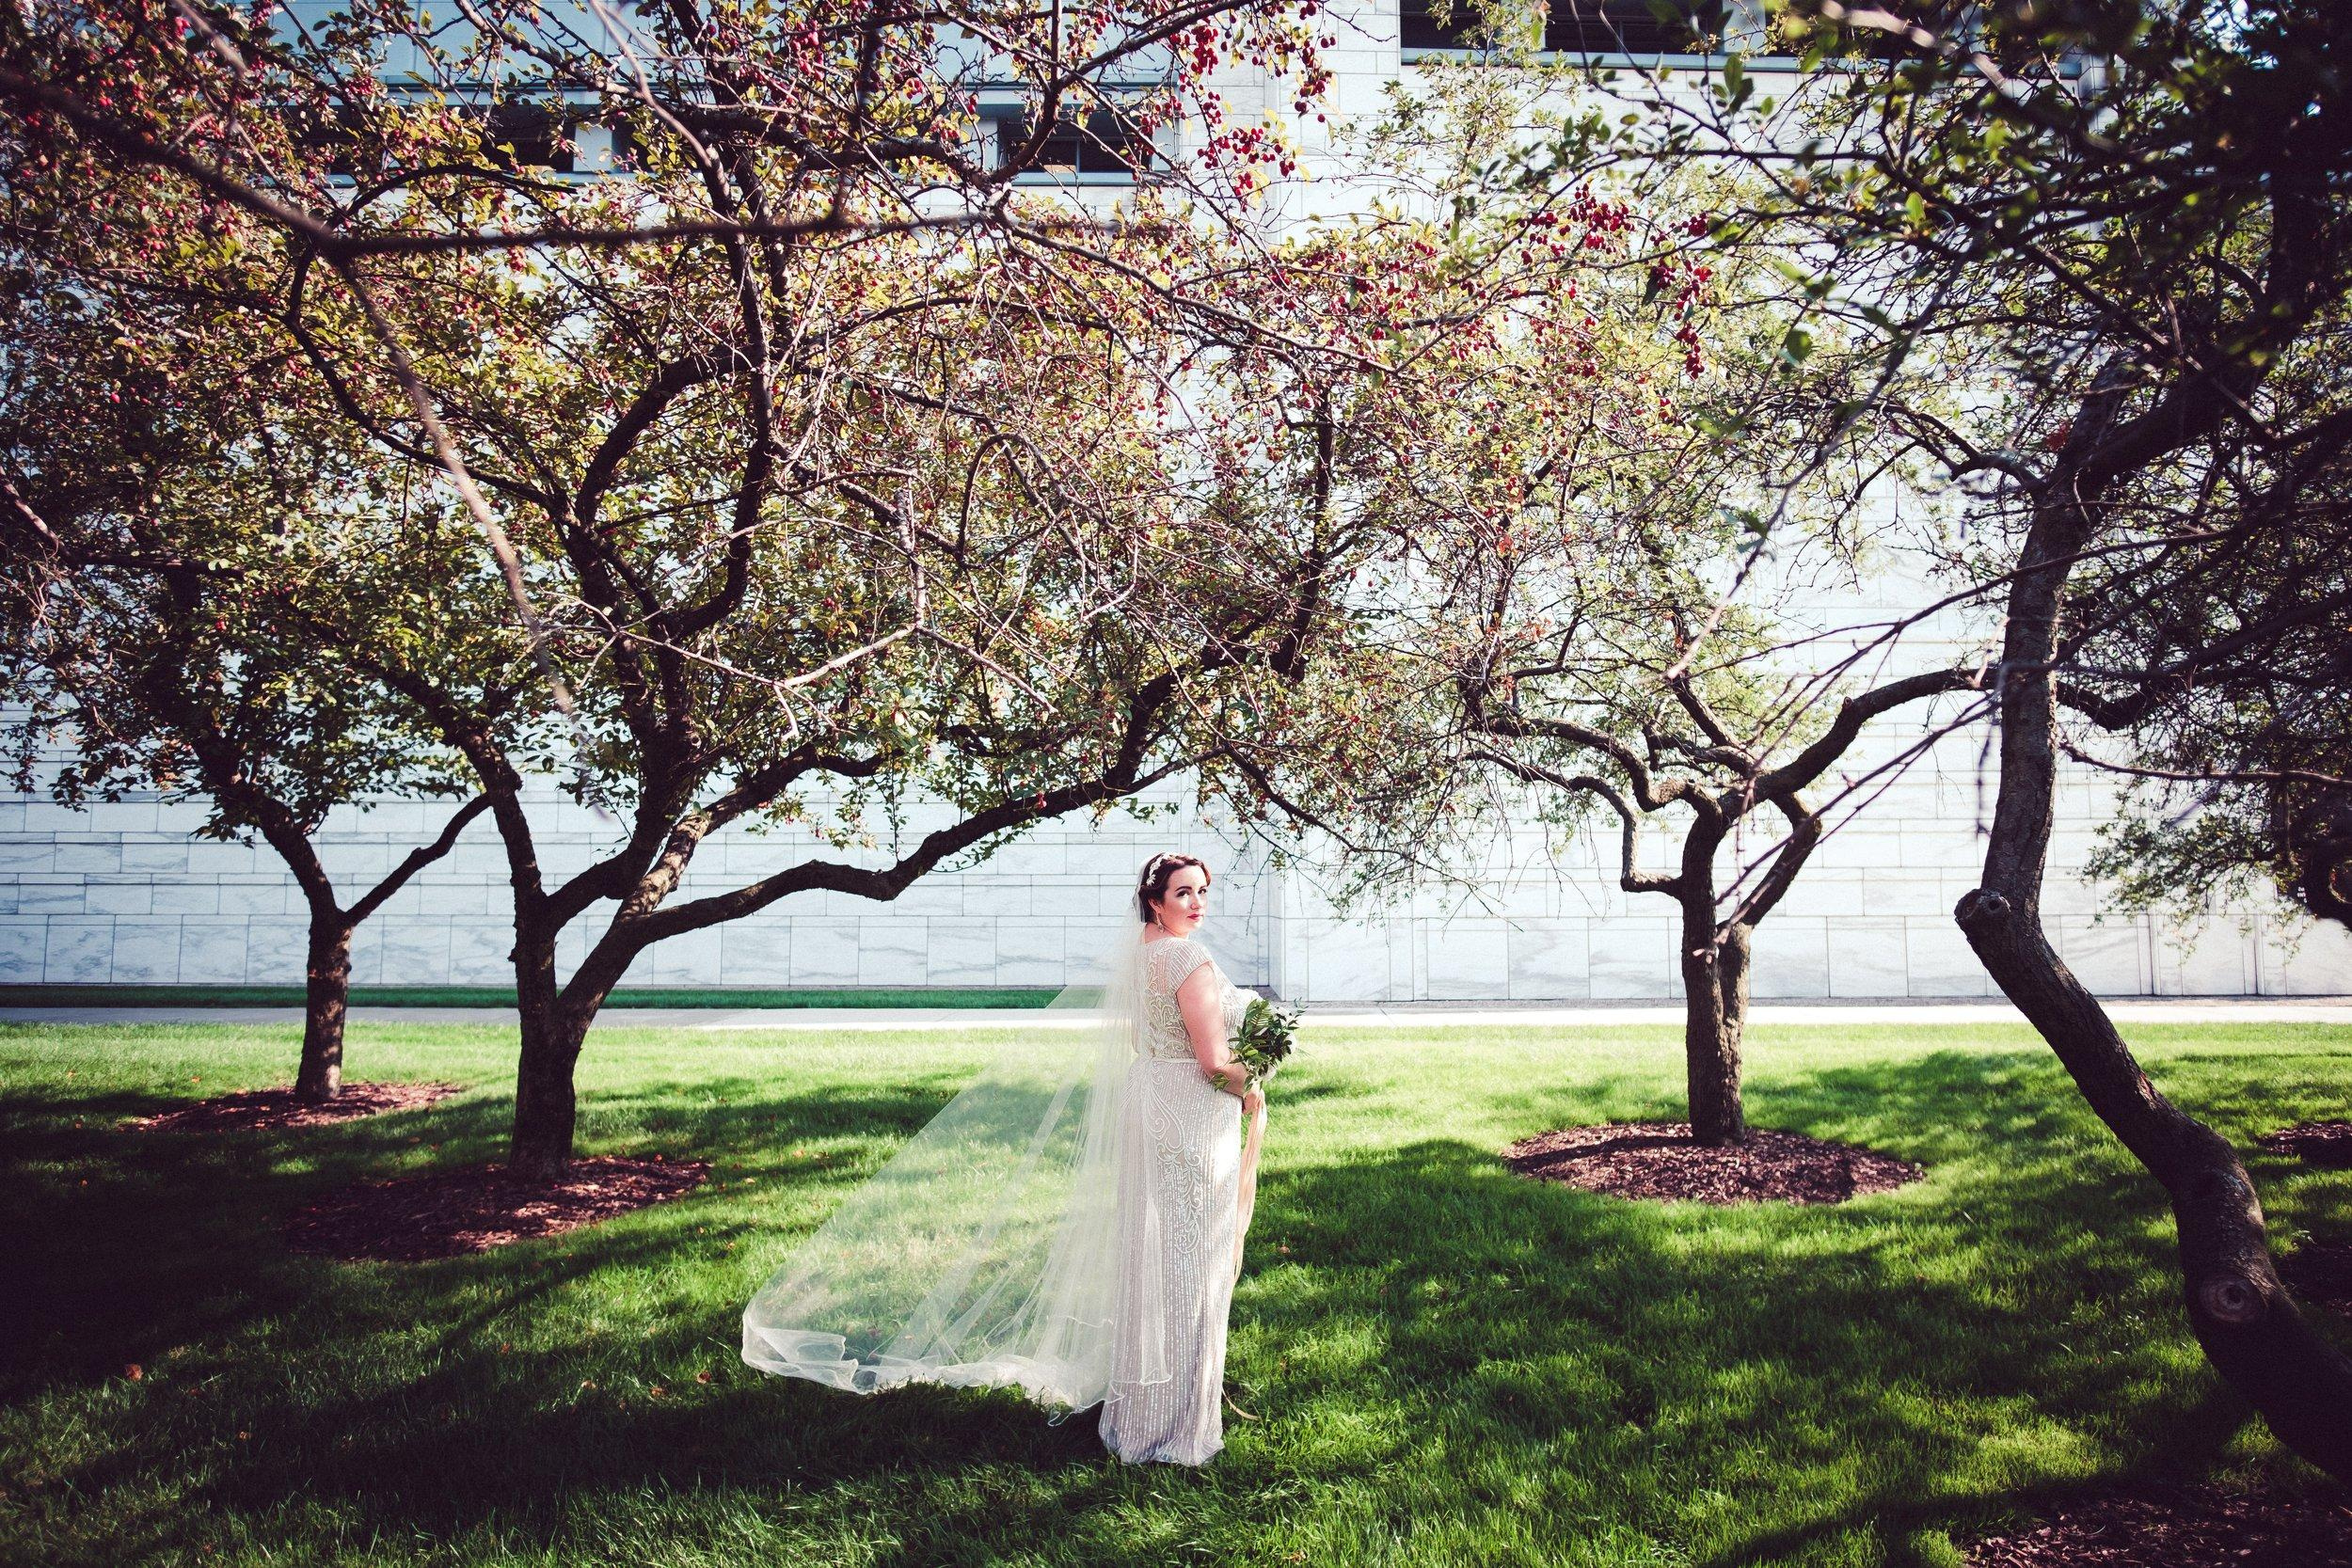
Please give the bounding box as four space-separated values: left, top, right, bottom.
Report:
1177 961 1248 1096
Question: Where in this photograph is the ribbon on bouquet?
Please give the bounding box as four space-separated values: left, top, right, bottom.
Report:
1233 1095 1269 1288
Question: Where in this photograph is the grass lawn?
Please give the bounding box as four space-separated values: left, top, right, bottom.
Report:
1 1018 2345 1566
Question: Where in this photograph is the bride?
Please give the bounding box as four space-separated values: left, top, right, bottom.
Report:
740 851 1272 1465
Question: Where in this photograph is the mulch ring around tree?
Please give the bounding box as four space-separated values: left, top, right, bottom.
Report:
1501 1122 1923 1205
2280 1241 2352 1316
124 1081 467 1134
1963 1480 2352 1566
2257 1119 2352 1168
284 1154 711 1262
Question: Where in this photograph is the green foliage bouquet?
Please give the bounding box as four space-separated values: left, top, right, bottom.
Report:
1232 996 1300 1093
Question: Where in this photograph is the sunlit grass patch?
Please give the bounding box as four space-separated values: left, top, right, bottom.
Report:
1 1016 2344 1566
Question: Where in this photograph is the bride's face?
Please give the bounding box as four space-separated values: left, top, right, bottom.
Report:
1151 865 1210 936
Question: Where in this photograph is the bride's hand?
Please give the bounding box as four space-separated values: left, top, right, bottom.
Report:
1241 1085 1264 1117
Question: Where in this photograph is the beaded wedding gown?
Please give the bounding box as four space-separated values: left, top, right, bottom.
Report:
739 925 1267 1469
1098 933 1253 1465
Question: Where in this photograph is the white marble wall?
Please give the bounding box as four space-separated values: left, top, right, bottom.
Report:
1258 749 2352 1001
2 739 2346 998
0 783 1290 991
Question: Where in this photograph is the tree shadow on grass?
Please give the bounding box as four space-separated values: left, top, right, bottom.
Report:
0 1078 939 1388
8 1042 2339 1567
1220 1046 2312 1562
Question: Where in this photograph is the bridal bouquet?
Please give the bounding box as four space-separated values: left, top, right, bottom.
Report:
1230 996 1300 1093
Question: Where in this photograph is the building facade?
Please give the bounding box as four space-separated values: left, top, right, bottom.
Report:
4 2 2344 1001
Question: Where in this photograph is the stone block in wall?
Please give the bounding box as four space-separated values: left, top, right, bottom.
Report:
433 835 512 877
883 879 964 917
532 842 605 879
119 839 191 875
330 800 423 838
924 919 996 986
243 917 309 982
1897 823 1986 870
1069 918 1135 975
1751 918 1831 998
972 838 1066 879
1292 919 1389 1002
84 801 161 834
1860 868 1948 917
715 836 803 879
1507 919 1589 1000
1902 921 1993 997
1557 882 1641 922
375 920 453 987
43 918 113 983
51 841 123 876
2055 916 2149 995
2153 920 2255 995
646 925 725 987
82 880 152 916
996 919 1066 987
216 880 289 916
185 841 259 876
315 840 396 880
1424 918 1509 1000
2261 918 2352 995
0 840 55 873
344 927 386 985
22 801 96 833
110 920 183 983
1764 868 1867 919
788 923 862 987
1826 918 1908 998
0 919 43 981
444 922 514 985
1807 824 1899 872
178 919 249 983
412 881 490 917
718 921 791 986
13 880 84 914
1083 880 1135 920
151 801 219 835
855 921 929 986
1589 918 1675 1000
2036 867 2107 916
2045 828 2104 871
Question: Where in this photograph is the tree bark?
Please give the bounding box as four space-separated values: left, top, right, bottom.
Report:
1678 905 1747 1147
1961 421 2352 1481
1958 889 2352 1481
1675 815 1748 1146
294 915 354 1101
508 919 583 1180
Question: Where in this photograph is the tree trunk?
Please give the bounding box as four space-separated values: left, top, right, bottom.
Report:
293 915 354 1101
511 1013 587 1180
1679 893 1747 1147
1959 890 2352 1481
509 924 584 1180
1963 452 2352 1482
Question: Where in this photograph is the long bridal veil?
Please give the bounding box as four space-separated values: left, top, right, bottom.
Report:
740 923 1169 1421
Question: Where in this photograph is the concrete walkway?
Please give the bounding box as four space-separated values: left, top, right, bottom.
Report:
3 997 2347 1030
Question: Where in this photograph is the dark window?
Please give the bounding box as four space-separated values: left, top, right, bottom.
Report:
1539 1 1723 55
482 103 574 173
1400 0 1496 51
295 103 364 178
994 108 1151 176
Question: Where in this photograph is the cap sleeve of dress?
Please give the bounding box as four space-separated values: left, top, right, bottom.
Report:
1155 936 1216 990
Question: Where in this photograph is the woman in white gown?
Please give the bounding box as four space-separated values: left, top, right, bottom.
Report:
1101 853 1267 1464
739 851 1269 1468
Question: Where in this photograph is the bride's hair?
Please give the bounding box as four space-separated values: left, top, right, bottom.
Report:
1135 852 1211 925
